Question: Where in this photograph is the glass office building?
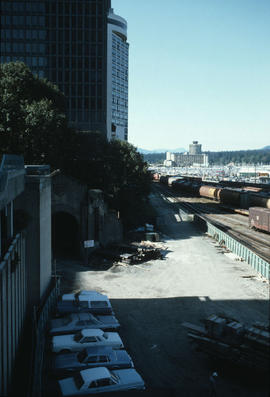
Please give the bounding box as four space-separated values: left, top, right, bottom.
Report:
0 0 113 135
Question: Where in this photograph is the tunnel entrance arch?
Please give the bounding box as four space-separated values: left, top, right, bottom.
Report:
52 211 80 259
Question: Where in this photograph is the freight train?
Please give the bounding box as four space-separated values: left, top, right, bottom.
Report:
159 175 270 210
158 175 270 233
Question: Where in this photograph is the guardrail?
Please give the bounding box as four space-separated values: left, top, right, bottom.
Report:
202 218 270 280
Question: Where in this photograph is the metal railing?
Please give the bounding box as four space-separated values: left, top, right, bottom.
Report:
28 276 60 397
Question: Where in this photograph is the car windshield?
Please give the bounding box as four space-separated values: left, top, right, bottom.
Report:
110 372 119 384
61 316 71 326
74 331 83 342
77 349 87 363
73 373 84 390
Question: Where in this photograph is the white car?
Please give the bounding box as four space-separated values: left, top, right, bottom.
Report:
58 366 145 396
52 329 124 354
49 312 120 335
58 291 113 315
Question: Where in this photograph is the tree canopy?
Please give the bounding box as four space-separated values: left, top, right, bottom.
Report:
0 61 73 167
0 62 152 229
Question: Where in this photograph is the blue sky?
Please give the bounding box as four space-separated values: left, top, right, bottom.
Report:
113 0 270 151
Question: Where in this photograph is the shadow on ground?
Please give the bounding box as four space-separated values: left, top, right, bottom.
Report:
45 296 270 397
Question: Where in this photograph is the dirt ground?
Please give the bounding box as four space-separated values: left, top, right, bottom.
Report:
54 187 270 397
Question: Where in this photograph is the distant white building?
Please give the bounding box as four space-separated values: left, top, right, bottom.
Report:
164 141 208 167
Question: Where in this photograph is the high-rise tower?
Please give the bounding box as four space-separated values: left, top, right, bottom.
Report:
0 0 114 136
107 8 129 141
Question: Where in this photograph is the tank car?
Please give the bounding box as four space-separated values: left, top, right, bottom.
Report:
249 194 270 209
199 186 218 200
218 188 241 206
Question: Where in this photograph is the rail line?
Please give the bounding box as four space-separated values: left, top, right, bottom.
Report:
155 184 270 265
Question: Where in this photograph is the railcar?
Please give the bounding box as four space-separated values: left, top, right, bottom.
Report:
249 207 270 233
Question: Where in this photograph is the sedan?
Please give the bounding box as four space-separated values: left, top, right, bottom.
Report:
52 329 124 354
57 293 113 315
49 313 120 335
58 366 145 396
52 346 134 375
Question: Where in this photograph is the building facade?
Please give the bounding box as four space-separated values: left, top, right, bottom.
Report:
189 141 202 155
164 141 208 167
107 8 129 141
0 0 129 140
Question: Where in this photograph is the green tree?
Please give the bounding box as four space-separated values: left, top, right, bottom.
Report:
0 61 72 168
0 62 152 229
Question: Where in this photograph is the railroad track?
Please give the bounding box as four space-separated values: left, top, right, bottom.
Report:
155 184 270 263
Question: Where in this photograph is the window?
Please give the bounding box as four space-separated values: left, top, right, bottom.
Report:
99 356 109 363
76 320 86 326
74 332 83 342
86 356 98 363
96 378 112 387
73 374 84 390
39 31 46 40
77 349 87 363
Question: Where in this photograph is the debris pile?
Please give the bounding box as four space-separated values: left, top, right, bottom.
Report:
119 247 163 265
89 241 165 268
182 314 270 371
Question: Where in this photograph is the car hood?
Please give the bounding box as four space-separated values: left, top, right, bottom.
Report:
106 333 123 345
114 368 144 387
58 377 78 396
97 315 120 328
53 334 75 347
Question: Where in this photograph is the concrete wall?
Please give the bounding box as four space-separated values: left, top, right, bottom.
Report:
52 176 123 255
101 211 123 246
15 172 52 308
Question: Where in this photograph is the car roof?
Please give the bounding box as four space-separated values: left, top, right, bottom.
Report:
80 290 106 297
62 294 76 301
80 367 111 383
70 313 95 320
61 291 108 301
78 295 109 302
81 328 104 337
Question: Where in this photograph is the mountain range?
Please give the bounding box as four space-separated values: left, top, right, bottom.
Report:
138 146 270 154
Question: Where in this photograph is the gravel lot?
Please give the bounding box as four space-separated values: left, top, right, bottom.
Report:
55 187 269 397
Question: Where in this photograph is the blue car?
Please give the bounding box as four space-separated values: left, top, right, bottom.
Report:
52 346 134 376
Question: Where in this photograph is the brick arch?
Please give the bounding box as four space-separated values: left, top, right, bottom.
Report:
52 203 80 225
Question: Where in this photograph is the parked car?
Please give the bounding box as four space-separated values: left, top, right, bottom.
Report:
58 367 145 396
52 346 134 375
57 292 113 315
49 313 120 335
52 329 124 354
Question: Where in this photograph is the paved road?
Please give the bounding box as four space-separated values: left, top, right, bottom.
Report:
55 187 269 397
